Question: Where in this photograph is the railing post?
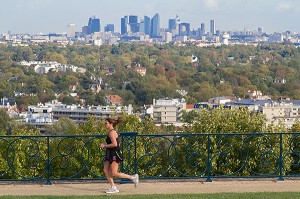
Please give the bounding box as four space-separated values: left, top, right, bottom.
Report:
278 133 284 181
120 132 138 184
206 134 212 182
45 136 52 185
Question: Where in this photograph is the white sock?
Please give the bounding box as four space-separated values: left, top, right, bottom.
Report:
112 186 117 189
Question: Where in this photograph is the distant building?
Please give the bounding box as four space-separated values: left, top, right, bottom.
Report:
128 15 139 33
82 26 89 34
22 101 133 130
20 61 86 74
268 33 284 43
210 19 216 35
143 16 151 35
67 24 76 38
168 15 180 35
179 23 190 36
162 32 172 43
152 98 186 124
104 24 115 33
208 97 232 104
151 13 160 37
52 104 133 124
200 23 205 36
134 67 147 76
274 77 286 84
87 16 101 34
222 32 230 45
0 97 18 118
176 90 188 96
229 99 300 129
105 95 123 105
121 16 129 35
247 90 271 100
26 103 53 132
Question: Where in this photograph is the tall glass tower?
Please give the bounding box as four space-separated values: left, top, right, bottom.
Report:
200 23 205 36
210 19 216 35
151 13 160 37
121 16 128 34
129 15 139 33
168 19 176 30
179 23 190 36
104 24 114 32
88 16 100 34
144 16 151 35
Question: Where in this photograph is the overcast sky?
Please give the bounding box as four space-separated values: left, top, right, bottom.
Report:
0 0 299 34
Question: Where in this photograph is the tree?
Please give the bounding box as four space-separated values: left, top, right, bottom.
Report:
43 51 67 64
61 95 78 105
216 82 233 96
181 110 201 123
0 108 10 134
183 107 266 134
45 117 78 135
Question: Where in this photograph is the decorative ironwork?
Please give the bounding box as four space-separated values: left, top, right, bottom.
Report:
0 133 300 184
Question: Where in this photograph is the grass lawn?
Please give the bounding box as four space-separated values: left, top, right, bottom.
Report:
0 193 300 199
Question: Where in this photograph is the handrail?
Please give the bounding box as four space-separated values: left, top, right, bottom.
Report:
0 132 299 184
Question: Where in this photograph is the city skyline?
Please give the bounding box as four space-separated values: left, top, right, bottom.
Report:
1 0 300 34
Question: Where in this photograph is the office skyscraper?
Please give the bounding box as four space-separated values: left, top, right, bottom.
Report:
128 15 139 33
169 19 177 30
67 24 75 38
210 20 216 35
104 24 115 32
144 16 151 35
168 15 180 30
151 13 160 37
121 16 129 34
200 23 205 36
168 15 180 36
88 16 100 34
82 26 89 34
179 23 190 36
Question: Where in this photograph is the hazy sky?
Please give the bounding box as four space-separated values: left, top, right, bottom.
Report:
1 0 299 34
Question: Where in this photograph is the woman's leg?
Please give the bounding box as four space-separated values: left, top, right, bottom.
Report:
103 160 115 187
110 161 134 180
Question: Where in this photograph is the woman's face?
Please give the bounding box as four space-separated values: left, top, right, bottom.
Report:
105 121 112 129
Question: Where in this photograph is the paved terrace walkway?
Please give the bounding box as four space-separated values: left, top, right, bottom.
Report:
1 179 300 196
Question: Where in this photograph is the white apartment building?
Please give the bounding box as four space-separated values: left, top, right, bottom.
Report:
52 104 133 124
26 103 54 132
258 101 300 129
20 61 86 74
22 101 133 132
229 99 300 129
208 97 232 104
152 98 186 124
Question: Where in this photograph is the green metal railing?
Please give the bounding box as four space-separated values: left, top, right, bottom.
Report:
0 132 299 184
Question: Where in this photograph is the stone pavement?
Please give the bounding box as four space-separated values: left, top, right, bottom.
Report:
0 179 300 196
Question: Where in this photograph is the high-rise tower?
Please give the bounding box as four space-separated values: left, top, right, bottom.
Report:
210 19 216 35
121 16 129 34
179 23 190 36
168 19 176 30
104 24 115 32
151 13 160 37
144 16 151 35
168 15 180 35
88 16 100 34
200 23 205 36
128 15 139 33
67 24 75 38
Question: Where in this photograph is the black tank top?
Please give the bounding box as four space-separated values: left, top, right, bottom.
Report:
106 130 120 148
